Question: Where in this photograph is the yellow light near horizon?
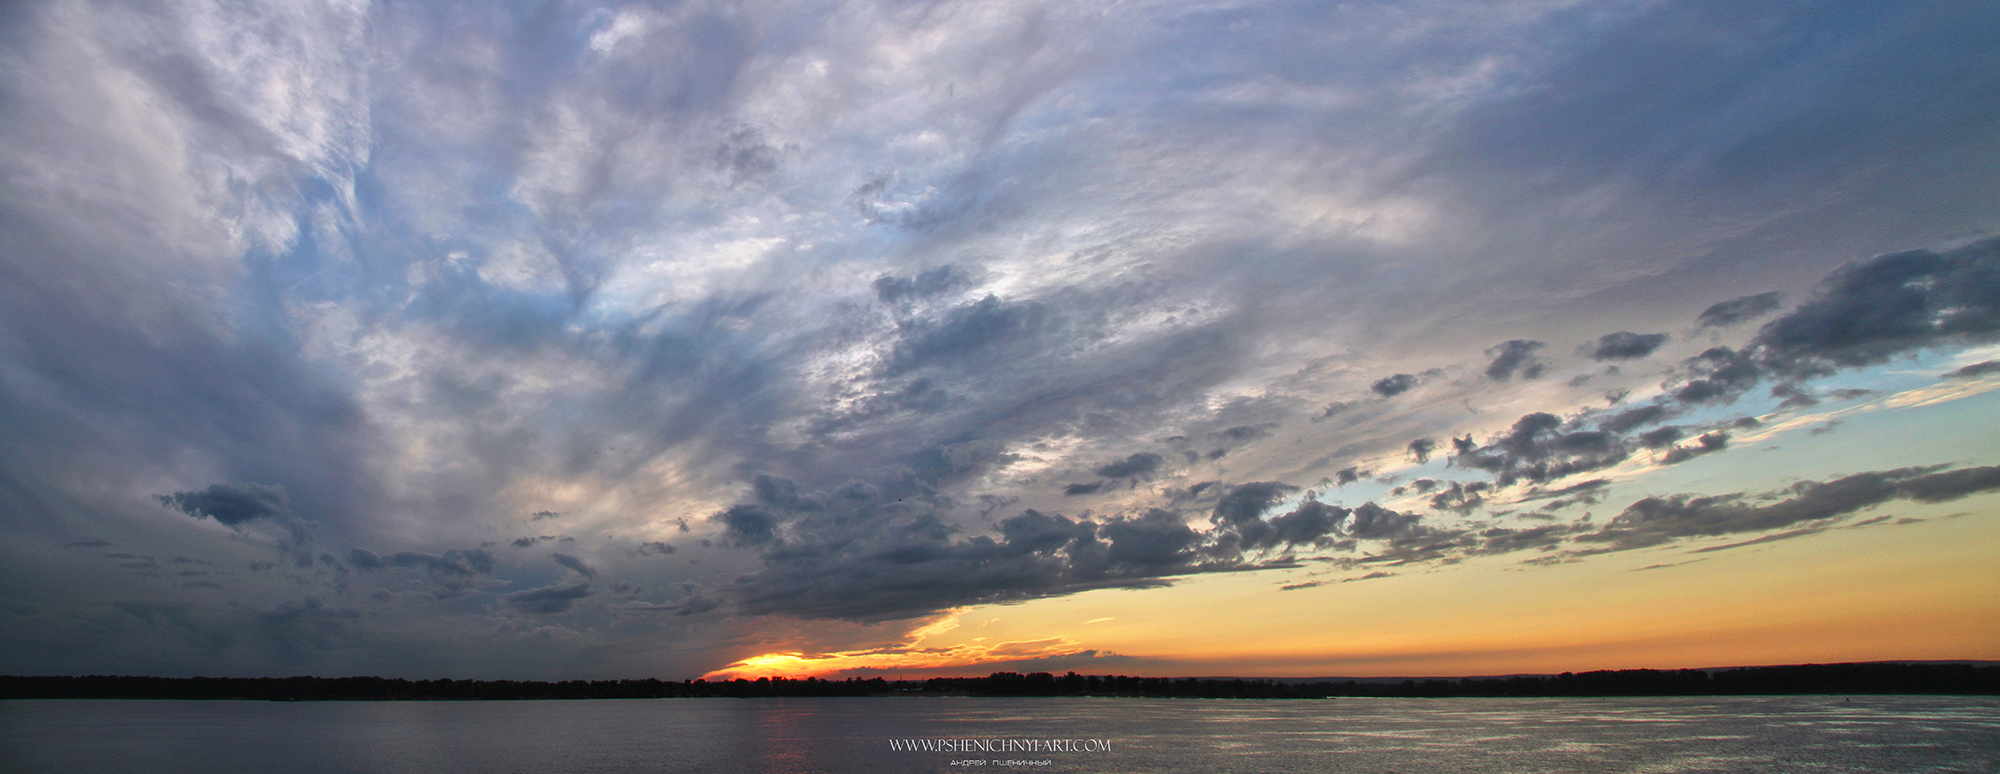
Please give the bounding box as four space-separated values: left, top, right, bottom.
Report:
694 489 1996 682
873 492 2000 678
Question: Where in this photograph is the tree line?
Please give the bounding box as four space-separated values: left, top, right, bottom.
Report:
2 662 1993 701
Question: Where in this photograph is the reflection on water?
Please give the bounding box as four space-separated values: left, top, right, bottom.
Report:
2 695 1994 773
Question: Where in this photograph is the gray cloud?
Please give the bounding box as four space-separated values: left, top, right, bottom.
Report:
884 295 1053 376
1579 465 2000 551
1371 373 1419 397
1696 292 1783 329
1588 332 1668 361
1209 482 1297 526
874 266 976 304
1659 430 1729 465
1753 239 2000 378
503 583 593 615
1484 340 1547 381
1092 452 1165 480
347 548 496 592
1943 360 2000 379
1453 413 1626 486
551 552 598 580
155 483 293 528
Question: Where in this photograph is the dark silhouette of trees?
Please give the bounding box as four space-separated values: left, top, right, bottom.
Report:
3 662 1992 701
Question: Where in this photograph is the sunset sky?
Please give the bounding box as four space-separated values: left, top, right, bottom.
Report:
1 0 1995 682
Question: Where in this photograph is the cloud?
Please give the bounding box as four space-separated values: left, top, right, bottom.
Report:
874 266 976 304
1453 413 1626 486
1943 360 2000 379
1578 465 2000 551
1092 452 1165 479
702 472 1422 622
1588 332 1668 361
1659 430 1729 465
1751 239 2000 378
551 553 599 579
1407 438 1437 464
1371 373 1419 397
155 483 293 527
712 504 781 547
1696 292 1783 329
1598 404 1678 434
503 583 592 615
347 548 496 592
1209 482 1297 525
1645 238 2000 412
3 0 1997 680
1062 482 1104 497
884 295 1053 376
1484 340 1547 381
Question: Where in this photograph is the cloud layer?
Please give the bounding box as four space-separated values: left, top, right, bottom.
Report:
0 0 1996 678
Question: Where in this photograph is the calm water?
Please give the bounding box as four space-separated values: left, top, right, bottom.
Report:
2 695 1995 773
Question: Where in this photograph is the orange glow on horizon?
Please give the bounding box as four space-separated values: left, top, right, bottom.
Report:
701 612 1098 680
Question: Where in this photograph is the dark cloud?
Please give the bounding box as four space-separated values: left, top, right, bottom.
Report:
1102 509 1203 566
1406 438 1437 464
1666 346 1763 404
1233 500 1348 551
509 535 561 549
1428 481 1492 514
1345 502 1423 540
703 472 1421 622
636 541 676 556
1092 452 1165 479
1696 292 1783 328
721 504 1164 622
1659 430 1729 464
1635 426 1685 449
1453 413 1627 486
503 583 592 615
1209 482 1297 525
1943 360 2000 379
1514 478 1610 503
1484 340 1547 381
753 473 823 512
155 483 293 527
1579 465 2000 551
1588 332 1668 361
874 265 975 303
347 548 496 591
530 511 562 522
712 504 780 547
1063 482 1104 496
1371 373 1419 397
551 553 598 579
1649 238 2000 410
884 294 1052 375
1752 239 2000 377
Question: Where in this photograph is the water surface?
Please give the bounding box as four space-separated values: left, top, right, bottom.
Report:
3 695 1994 773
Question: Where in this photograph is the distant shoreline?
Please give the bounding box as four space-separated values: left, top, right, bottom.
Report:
4 662 1996 701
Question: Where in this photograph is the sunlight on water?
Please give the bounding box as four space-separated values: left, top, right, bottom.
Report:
2 695 1994 773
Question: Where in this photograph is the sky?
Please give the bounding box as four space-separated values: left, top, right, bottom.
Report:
0 0 1996 682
